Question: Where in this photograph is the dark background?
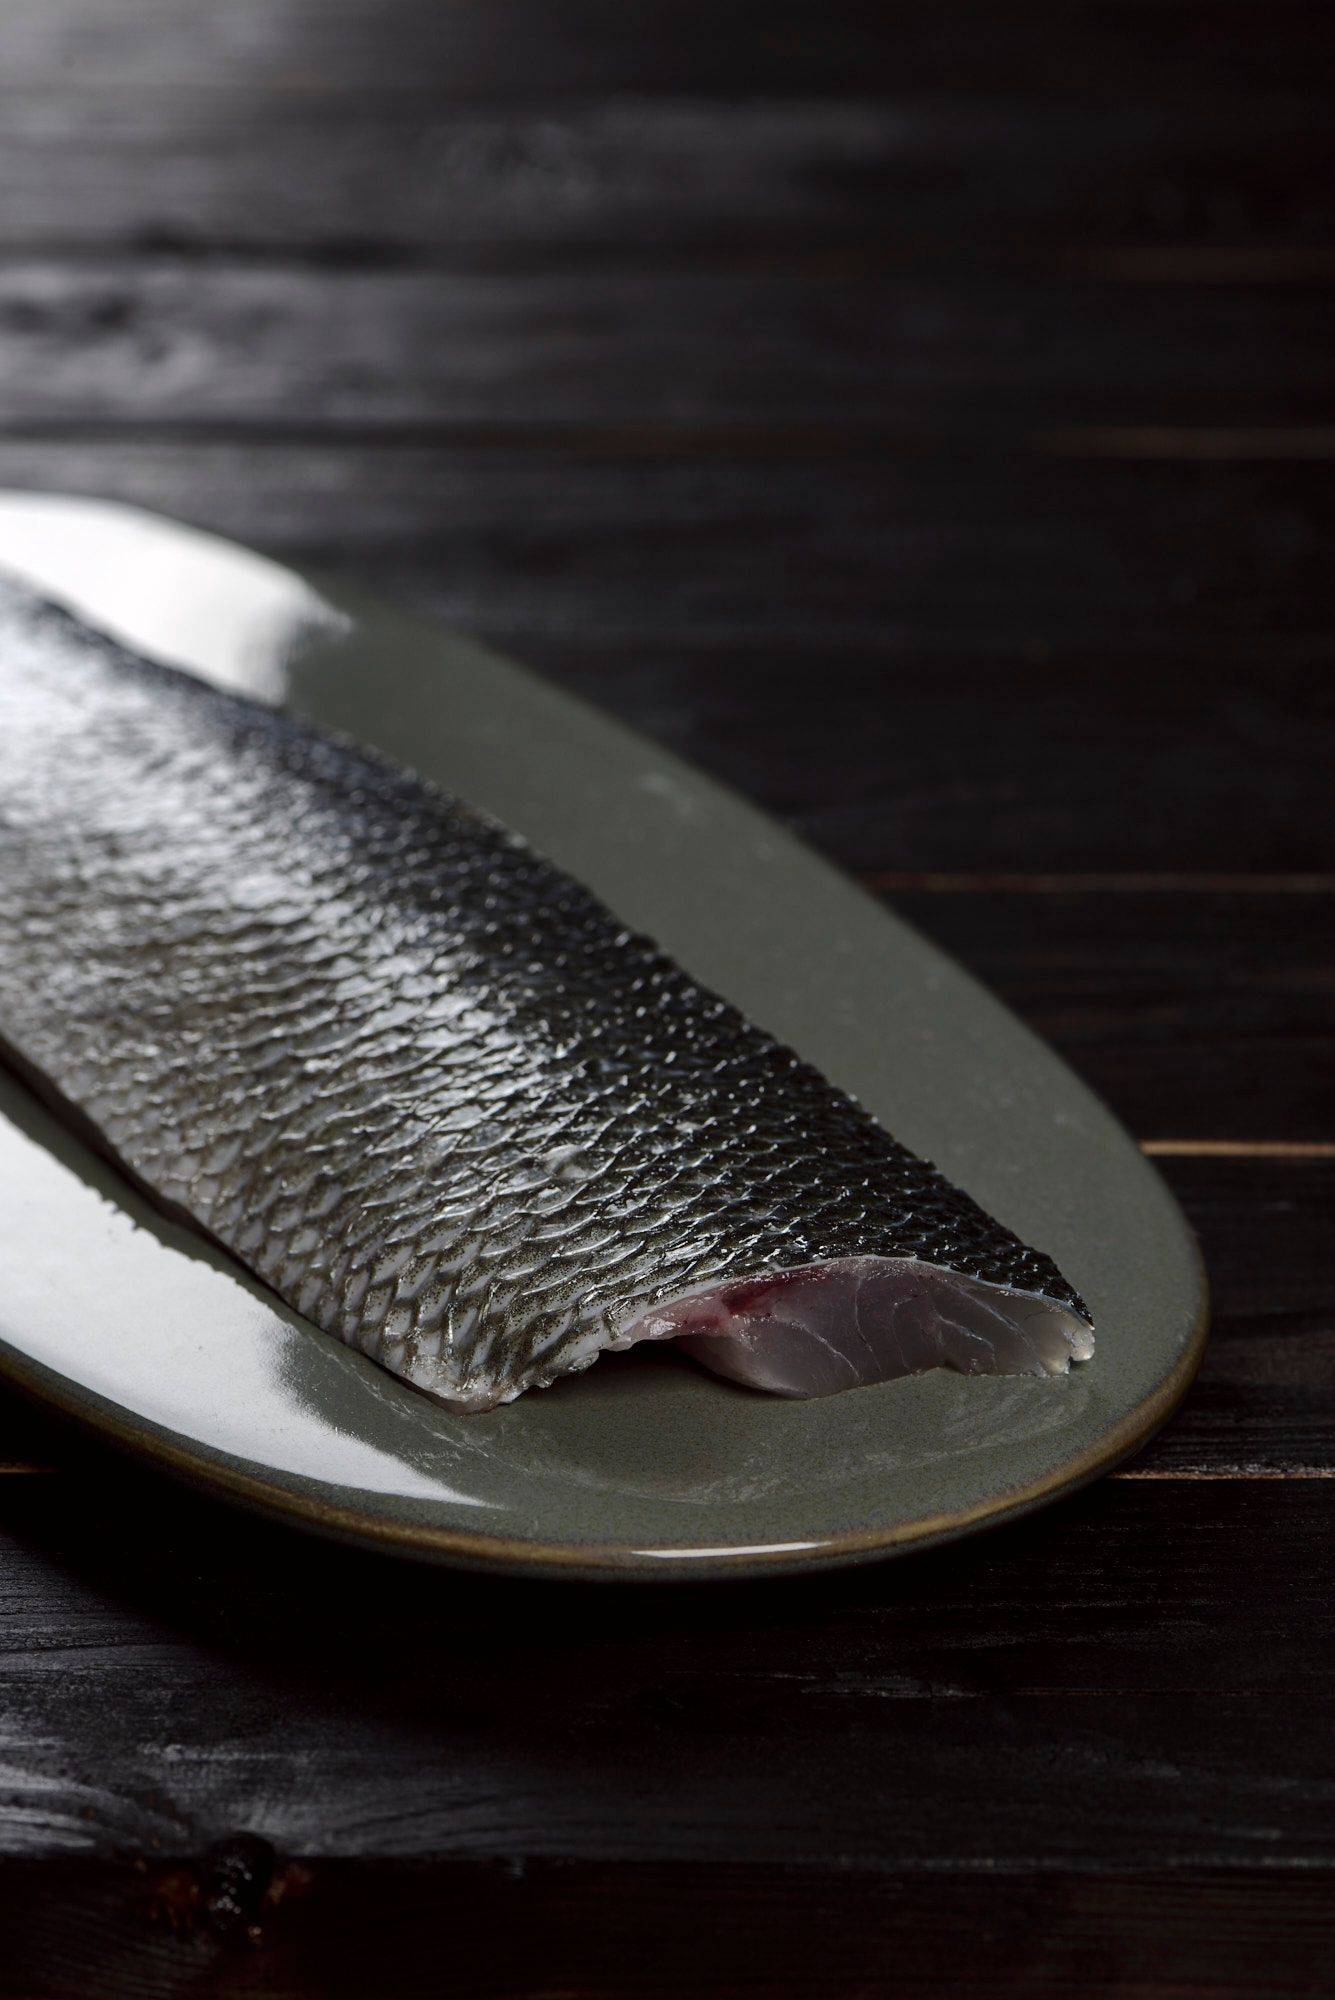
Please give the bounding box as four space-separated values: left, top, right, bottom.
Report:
0 3 1331 1994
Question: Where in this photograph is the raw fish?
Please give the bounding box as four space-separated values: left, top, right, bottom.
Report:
0 581 1092 1408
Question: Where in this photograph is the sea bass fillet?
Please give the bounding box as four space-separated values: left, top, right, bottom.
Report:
0 580 1093 1409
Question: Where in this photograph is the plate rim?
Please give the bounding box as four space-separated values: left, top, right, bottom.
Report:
0 1257 1207 1580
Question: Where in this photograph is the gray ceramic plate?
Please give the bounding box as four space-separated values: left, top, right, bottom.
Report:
0 494 1207 1579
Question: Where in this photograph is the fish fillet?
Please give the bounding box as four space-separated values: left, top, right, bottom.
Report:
0 579 1093 1408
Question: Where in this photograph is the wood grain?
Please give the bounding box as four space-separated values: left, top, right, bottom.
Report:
1 263 1332 436
0 1471 1328 1864
5 444 1332 647
3 1861 1334 2000
2 454 1330 885
9 1 1335 104
889 891 1335 1143
4 100 1333 269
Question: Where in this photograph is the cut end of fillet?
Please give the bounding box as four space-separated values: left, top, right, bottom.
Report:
620 1255 1094 1399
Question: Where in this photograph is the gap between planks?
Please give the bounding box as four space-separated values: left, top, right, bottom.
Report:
11 419 1335 465
1068 246 1335 284
1037 425 1335 460
865 872 1335 894
1118 1468 1335 1481
1140 1141 1335 1159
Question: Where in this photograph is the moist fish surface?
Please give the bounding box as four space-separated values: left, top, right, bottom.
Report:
0 579 1093 1409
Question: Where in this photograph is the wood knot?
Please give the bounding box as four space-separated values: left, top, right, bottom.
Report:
145 1834 310 1945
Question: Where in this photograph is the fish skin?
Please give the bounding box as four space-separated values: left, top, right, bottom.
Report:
0 579 1091 1408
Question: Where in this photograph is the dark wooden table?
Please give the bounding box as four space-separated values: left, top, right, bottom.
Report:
1 4 1331 1993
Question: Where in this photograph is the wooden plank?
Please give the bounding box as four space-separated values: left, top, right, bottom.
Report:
1156 1155 1332 1318
1103 1155 1335 1474
1 1858 1332 1999
527 641 1332 879
1 264 1332 434
0 451 1330 877
2 95 1334 261
1138 1154 1334 1476
1 440 1332 653
0 1474 1327 1861
10 1 1335 103
886 890 1335 1143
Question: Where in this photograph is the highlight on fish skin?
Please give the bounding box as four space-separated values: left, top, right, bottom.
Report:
0 577 1093 1410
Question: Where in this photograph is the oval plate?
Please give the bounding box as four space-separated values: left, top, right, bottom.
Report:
0 494 1207 1579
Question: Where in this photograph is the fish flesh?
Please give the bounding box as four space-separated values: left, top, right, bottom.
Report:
0 579 1093 1409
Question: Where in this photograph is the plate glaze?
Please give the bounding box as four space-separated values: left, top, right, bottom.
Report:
0 494 1208 1579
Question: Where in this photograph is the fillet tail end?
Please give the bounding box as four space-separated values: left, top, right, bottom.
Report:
620 1255 1094 1399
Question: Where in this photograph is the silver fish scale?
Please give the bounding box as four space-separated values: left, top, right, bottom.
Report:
0 582 1087 1407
